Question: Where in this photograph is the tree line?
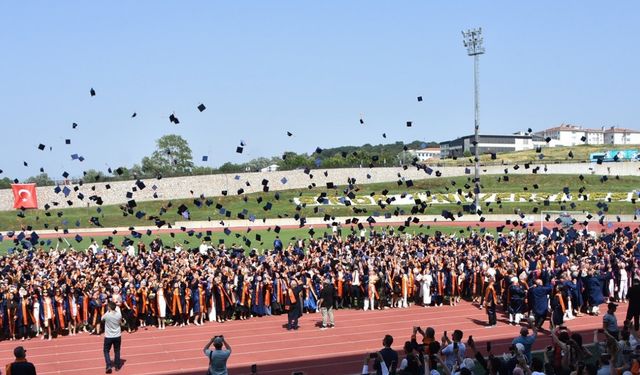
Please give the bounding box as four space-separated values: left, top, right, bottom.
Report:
3 135 436 188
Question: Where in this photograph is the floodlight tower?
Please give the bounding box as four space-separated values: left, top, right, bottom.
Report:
462 27 485 213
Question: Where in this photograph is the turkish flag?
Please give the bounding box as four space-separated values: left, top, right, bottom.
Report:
12 183 38 209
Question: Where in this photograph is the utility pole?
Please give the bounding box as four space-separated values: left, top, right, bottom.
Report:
462 28 485 213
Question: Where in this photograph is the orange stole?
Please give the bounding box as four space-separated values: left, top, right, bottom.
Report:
21 299 29 325
171 288 182 315
337 279 344 298
55 297 65 328
484 285 497 306
198 287 207 313
555 292 566 313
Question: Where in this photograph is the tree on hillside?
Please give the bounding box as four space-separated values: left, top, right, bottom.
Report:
82 169 106 182
25 173 54 186
0 177 12 189
141 134 194 177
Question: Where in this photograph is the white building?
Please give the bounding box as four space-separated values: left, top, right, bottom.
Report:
604 127 640 145
535 124 640 146
411 147 441 161
260 164 279 172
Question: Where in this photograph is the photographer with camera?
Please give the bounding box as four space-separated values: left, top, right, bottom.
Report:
362 352 390 375
204 335 231 375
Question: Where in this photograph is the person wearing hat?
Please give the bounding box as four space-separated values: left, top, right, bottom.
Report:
626 278 640 331
203 335 231 375
603 302 620 339
5 346 36 375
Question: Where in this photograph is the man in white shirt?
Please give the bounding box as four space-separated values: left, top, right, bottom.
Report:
441 330 466 370
101 302 122 373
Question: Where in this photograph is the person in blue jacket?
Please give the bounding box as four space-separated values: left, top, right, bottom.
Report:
529 279 552 329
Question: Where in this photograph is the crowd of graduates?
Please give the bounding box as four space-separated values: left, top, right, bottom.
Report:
0 225 638 342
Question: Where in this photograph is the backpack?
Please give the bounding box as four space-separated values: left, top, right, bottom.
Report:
206 350 213 375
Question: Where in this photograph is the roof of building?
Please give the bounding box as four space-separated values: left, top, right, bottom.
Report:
416 148 441 152
604 127 640 134
439 134 532 145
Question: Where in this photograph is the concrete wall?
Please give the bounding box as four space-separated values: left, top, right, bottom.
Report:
1 162 638 211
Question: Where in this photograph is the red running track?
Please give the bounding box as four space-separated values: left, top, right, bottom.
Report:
15 220 640 241
0 301 627 375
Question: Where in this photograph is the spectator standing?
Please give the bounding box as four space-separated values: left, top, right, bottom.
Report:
512 326 537 363
101 302 122 374
203 335 231 375
5 346 36 375
375 335 398 375
603 302 620 339
318 279 336 329
441 330 466 371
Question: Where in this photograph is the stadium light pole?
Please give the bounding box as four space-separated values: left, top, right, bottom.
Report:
462 27 485 213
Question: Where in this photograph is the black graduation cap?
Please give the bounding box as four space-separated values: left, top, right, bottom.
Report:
202 156 208 162
568 150 574 158
287 131 293 136
417 96 423 102
274 226 281 233
62 171 69 178
581 136 586 142
406 121 412 127
90 88 96 96
169 113 180 124
535 146 542 153
545 137 551 143
197 103 206 112
527 128 532 133
236 146 243 154
490 152 497 160
65 139 71 145
359 118 364 124
131 112 137 118
37 143 46 151
72 122 78 129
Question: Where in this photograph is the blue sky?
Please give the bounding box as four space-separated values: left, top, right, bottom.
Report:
1 1 638 180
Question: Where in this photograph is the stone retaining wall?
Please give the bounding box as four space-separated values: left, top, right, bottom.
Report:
0 162 637 211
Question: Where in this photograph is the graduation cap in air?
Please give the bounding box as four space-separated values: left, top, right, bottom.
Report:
406 121 412 127
131 112 137 118
490 153 497 160
90 88 96 96
72 122 78 129
417 96 423 102
169 113 180 124
287 131 293 136
38 144 45 150
359 118 364 124
202 156 208 162
65 139 71 145
568 150 574 159
236 146 243 154
581 136 586 142
197 103 206 112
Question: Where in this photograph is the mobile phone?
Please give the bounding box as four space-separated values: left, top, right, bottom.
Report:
370 352 378 359
251 364 257 373
453 342 459 350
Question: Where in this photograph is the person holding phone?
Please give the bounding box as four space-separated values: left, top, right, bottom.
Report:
204 335 231 375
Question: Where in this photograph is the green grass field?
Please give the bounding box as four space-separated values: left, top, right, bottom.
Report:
0 225 493 254
439 144 640 165
1 174 639 232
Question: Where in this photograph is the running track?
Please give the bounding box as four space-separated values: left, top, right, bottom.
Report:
0 301 627 375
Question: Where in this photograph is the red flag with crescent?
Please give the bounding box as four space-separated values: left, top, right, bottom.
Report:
11 183 38 209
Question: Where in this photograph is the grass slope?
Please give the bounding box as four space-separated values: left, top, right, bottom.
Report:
1 174 639 232
0 225 488 254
